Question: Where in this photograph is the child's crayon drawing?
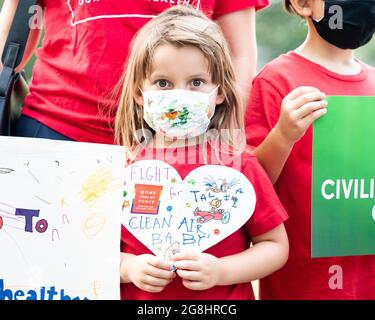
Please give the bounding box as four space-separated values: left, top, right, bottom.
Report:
0 137 125 300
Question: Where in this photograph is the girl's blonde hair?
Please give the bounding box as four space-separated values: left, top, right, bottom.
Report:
115 5 245 160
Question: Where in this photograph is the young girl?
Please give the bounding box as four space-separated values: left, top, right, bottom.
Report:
116 6 289 300
246 0 375 299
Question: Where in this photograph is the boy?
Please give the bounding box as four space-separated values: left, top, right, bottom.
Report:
246 0 375 299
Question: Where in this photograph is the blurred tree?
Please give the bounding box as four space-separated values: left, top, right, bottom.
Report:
1 0 374 78
24 38 42 80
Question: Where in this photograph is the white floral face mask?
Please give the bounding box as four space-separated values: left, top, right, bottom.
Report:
142 87 219 139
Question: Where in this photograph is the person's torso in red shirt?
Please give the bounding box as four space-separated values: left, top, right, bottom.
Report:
246 52 375 299
23 0 268 144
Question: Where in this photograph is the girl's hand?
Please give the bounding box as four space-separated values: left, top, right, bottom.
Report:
125 254 176 293
276 86 327 143
173 252 222 291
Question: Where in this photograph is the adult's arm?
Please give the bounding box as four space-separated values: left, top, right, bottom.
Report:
216 8 257 110
0 0 42 71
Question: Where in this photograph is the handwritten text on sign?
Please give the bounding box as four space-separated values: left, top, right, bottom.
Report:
122 160 256 260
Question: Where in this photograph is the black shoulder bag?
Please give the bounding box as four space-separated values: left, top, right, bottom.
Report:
0 0 37 136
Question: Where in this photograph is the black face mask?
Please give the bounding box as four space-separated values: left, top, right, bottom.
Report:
312 0 375 49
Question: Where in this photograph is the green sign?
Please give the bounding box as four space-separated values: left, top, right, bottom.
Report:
312 96 375 258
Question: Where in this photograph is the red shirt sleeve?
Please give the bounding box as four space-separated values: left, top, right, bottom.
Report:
213 0 270 19
242 154 288 237
245 76 284 148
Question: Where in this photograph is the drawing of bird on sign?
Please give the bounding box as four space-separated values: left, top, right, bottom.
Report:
203 176 240 193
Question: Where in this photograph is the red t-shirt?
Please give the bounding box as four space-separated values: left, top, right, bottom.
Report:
245 52 375 300
23 0 269 144
120 144 288 300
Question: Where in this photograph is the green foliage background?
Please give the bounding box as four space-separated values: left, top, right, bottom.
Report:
2 0 375 79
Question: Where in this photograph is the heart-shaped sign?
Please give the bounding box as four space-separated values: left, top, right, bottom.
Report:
122 160 256 261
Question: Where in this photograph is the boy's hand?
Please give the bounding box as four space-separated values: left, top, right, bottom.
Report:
173 252 222 290
126 254 176 293
276 86 327 143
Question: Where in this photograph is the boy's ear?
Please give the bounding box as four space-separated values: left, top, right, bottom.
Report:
289 0 313 17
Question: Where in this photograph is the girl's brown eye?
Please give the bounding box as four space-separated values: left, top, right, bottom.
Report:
192 79 203 87
157 80 168 88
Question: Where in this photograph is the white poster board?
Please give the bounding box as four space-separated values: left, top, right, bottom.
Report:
0 137 124 300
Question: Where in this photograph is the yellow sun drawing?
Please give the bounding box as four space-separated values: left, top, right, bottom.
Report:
81 169 112 202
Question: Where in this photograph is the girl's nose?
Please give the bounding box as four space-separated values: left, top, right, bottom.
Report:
175 86 188 90
174 82 189 90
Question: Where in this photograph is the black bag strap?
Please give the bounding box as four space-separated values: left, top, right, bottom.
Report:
1 0 37 70
0 0 37 135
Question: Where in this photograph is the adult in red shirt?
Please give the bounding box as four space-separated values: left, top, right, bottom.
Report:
245 0 375 299
0 0 268 143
